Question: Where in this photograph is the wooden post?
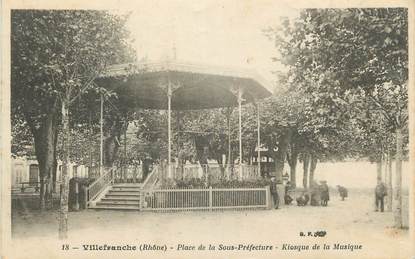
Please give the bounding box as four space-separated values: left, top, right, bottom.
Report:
139 191 145 211
257 102 261 176
123 119 127 182
88 111 93 178
226 107 232 179
100 94 104 177
238 87 243 179
209 186 213 211
265 185 271 210
167 81 172 178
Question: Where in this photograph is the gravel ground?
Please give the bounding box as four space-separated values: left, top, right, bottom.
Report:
8 188 412 259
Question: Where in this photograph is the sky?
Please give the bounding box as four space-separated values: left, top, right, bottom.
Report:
119 0 300 89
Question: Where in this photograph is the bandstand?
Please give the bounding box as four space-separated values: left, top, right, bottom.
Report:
96 61 272 181
85 61 275 210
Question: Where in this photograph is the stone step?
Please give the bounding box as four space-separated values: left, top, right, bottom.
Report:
105 194 141 199
88 184 146 211
101 197 140 202
97 200 140 206
108 190 141 195
91 205 140 211
112 183 143 187
109 188 141 192
113 184 142 187
111 187 142 191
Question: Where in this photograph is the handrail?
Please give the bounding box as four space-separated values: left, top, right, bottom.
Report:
86 167 114 202
88 168 112 190
141 165 160 190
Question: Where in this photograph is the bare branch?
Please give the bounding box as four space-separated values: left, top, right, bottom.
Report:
367 95 397 127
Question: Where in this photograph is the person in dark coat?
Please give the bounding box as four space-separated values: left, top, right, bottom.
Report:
375 180 387 212
270 177 279 209
296 192 309 206
336 185 348 200
285 193 293 205
284 181 293 205
320 180 330 206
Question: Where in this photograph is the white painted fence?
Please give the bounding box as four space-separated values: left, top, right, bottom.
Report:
141 186 271 211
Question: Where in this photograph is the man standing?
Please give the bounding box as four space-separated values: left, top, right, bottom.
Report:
320 180 330 206
270 176 279 209
375 179 387 212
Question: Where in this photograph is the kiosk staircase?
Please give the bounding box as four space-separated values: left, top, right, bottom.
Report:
86 166 160 211
90 183 143 210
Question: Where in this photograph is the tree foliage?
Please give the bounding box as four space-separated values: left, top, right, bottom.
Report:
11 10 136 236
266 8 408 225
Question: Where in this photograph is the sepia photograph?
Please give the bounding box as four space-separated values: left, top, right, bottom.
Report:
1 1 413 258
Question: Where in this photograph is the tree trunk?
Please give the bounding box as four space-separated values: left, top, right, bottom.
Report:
195 136 209 165
103 135 119 167
201 147 209 170
394 127 403 228
309 154 317 187
59 100 70 239
52 131 58 194
216 155 225 178
289 156 297 187
45 174 53 209
287 144 298 188
275 129 291 182
386 148 393 212
103 118 126 167
274 152 284 181
375 156 383 208
376 158 382 182
31 112 57 210
47 126 58 208
142 159 151 180
302 153 310 189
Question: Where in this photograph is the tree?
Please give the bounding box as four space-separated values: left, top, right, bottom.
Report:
268 8 408 226
11 111 35 158
255 77 356 187
11 10 135 238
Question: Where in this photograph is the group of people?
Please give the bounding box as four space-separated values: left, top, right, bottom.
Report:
269 176 295 209
269 177 332 209
294 180 330 207
269 176 353 209
269 174 388 213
